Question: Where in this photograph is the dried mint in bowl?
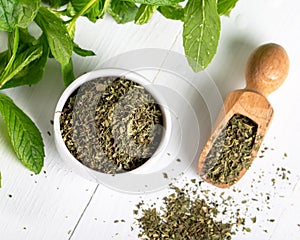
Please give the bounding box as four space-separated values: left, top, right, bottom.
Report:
202 114 258 185
60 76 164 174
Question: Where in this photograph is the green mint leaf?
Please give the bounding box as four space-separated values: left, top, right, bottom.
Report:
35 6 73 66
73 43 96 57
5 1 41 31
183 0 220 72
62 58 75 86
18 28 37 46
0 0 41 32
7 28 36 61
2 28 49 88
124 0 184 7
158 5 184 21
71 0 106 22
0 45 43 89
42 0 69 8
135 5 158 25
1 35 49 89
108 0 138 24
4 27 20 78
0 94 44 174
217 0 239 16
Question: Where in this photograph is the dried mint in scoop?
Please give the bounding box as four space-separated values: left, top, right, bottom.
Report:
202 114 258 185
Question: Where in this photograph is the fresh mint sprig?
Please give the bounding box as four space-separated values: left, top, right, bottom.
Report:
0 0 239 186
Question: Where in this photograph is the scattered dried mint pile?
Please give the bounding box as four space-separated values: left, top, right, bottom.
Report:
130 146 293 239
60 76 164 174
203 114 258 185
135 184 245 240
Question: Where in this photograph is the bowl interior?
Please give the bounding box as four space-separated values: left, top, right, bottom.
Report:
54 68 172 178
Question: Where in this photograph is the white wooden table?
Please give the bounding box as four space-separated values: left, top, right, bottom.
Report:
1 0 300 239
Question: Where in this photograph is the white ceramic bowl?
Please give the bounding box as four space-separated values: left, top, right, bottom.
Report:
54 68 172 182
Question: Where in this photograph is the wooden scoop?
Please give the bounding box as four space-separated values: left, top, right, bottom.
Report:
198 43 289 188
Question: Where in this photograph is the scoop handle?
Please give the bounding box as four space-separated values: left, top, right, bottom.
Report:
245 43 289 97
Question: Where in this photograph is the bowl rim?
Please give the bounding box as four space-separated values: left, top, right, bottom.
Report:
53 67 172 179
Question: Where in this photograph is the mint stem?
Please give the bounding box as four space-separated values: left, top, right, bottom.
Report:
67 0 98 33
